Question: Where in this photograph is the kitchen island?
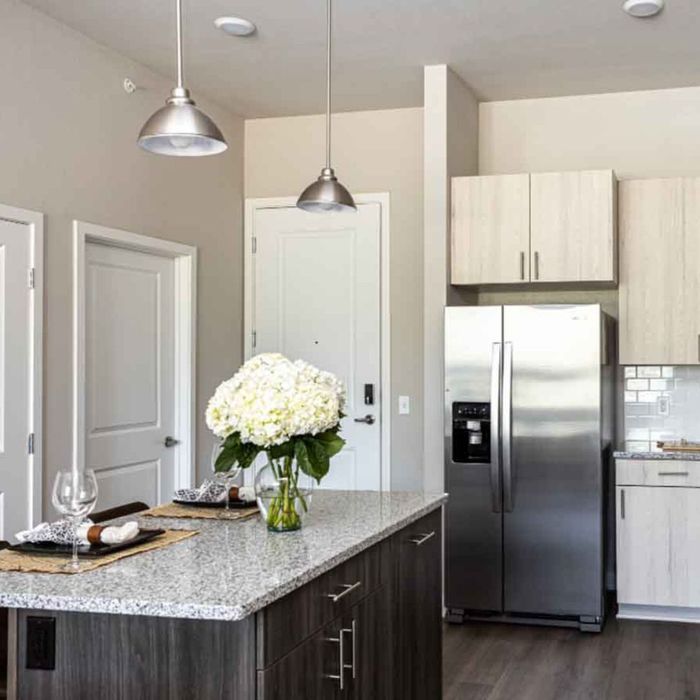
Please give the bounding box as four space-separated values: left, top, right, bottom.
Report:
0 490 445 699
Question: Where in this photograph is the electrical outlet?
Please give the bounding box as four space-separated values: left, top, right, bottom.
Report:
657 395 670 416
398 395 410 415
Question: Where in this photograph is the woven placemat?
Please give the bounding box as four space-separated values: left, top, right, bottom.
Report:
0 529 198 575
141 502 259 521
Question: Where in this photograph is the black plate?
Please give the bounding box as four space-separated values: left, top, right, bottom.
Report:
172 498 255 509
9 528 166 558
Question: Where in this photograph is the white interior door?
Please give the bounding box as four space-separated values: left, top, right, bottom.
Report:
84 242 176 510
0 219 34 539
252 203 382 490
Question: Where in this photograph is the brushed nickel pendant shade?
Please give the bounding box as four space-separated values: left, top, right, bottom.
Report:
297 0 356 213
138 0 227 157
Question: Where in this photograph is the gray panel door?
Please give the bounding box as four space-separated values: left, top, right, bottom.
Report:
445 306 503 613
502 305 603 618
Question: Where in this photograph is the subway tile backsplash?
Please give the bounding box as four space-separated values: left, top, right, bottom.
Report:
623 366 700 452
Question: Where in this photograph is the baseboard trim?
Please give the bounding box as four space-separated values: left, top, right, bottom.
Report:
617 604 700 624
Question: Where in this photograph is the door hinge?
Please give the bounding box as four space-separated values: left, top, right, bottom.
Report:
252 330 257 348
28 433 35 455
252 237 257 254
28 267 35 290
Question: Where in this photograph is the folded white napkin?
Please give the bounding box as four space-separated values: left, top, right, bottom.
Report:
174 480 255 504
78 521 140 545
16 519 140 546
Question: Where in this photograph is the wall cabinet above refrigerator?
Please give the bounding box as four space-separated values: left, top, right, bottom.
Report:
451 170 618 287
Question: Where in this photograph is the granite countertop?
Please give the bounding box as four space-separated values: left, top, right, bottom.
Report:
614 451 700 462
0 490 446 622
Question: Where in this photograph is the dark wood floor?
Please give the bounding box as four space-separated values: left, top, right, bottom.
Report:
444 618 700 700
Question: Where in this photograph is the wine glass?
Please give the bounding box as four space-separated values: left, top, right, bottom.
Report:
51 469 98 572
211 440 241 517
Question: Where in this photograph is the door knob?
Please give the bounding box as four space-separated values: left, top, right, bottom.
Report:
164 436 180 448
354 414 375 425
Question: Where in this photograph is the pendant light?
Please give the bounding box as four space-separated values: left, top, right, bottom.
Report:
138 0 227 157
297 0 356 212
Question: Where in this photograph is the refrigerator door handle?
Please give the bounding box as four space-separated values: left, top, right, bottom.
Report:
502 341 514 512
490 342 502 513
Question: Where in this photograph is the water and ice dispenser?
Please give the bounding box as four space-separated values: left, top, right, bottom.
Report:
451 402 491 464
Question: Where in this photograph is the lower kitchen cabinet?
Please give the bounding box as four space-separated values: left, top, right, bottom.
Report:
616 459 700 621
257 585 392 700
394 509 443 700
257 510 442 700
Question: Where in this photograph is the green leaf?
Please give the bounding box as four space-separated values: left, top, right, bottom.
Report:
237 442 261 469
315 430 345 458
214 434 240 472
268 441 295 460
305 437 330 482
294 439 309 472
214 433 260 472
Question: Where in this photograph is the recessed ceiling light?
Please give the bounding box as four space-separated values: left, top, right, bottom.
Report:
622 0 665 17
214 16 256 37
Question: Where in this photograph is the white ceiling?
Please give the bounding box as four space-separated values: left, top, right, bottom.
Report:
21 0 700 118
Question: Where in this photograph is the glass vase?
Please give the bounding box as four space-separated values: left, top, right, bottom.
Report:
254 457 313 532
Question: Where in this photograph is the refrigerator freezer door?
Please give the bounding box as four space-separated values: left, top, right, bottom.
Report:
503 305 603 618
445 306 504 613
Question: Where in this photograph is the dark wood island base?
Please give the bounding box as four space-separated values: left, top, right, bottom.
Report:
3 508 442 700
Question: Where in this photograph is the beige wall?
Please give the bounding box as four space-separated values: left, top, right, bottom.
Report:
480 85 700 178
245 108 424 490
0 0 244 512
423 66 479 494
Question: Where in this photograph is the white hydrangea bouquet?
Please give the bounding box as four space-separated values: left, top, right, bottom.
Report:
206 353 346 531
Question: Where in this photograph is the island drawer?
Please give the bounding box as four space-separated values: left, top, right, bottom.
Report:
616 459 700 487
256 539 389 668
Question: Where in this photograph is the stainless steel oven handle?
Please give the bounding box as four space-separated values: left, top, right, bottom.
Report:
502 342 513 512
490 342 502 513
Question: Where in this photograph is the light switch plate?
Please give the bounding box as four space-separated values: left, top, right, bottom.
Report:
398 395 410 415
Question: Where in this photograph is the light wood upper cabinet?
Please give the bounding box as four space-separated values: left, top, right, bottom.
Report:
451 174 530 285
451 170 617 286
619 177 700 365
530 170 617 283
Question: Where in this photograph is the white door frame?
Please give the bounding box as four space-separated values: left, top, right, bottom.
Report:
0 203 43 526
72 221 197 489
243 194 392 491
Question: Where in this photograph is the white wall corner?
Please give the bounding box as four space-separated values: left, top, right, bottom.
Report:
422 65 479 494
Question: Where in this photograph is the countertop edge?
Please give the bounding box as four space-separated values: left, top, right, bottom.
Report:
613 451 700 462
0 495 447 622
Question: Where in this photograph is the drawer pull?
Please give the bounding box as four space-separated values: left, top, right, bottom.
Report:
341 620 357 679
324 634 345 690
620 489 625 520
409 531 436 546
326 581 362 603
658 471 689 477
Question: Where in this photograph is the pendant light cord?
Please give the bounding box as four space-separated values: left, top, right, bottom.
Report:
176 0 184 88
325 0 332 169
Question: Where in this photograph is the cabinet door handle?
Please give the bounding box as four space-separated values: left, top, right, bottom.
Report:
409 531 436 546
519 251 525 280
620 489 625 520
324 633 345 690
326 581 362 603
341 620 357 679
534 251 540 280
658 471 689 477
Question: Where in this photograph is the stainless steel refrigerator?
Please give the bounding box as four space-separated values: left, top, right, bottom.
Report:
444 304 614 632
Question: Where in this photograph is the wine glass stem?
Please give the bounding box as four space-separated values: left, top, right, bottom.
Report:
71 517 79 570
